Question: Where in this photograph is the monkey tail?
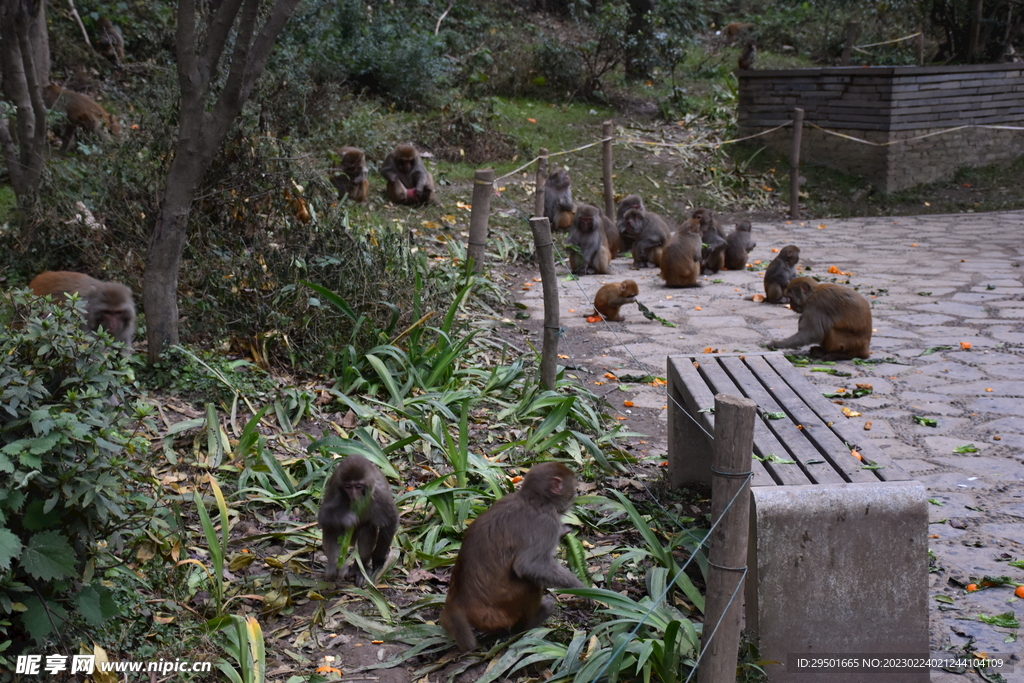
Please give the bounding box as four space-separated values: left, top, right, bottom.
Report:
439 606 477 651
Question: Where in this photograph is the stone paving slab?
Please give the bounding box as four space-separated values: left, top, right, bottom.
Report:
517 210 1024 683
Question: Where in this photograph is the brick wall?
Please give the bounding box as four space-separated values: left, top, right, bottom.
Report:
737 64 1024 193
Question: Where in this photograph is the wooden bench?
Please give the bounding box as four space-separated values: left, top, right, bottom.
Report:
667 352 928 683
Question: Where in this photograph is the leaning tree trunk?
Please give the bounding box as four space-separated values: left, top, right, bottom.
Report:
0 0 50 203
144 0 302 363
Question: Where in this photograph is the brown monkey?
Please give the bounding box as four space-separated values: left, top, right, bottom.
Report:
381 143 435 205
29 271 136 346
331 146 369 203
724 221 756 270
440 462 583 651
659 220 701 288
620 209 669 269
692 208 725 239
763 245 800 303
544 168 575 231
43 84 121 151
95 18 124 67
691 208 726 273
767 277 872 360
567 205 612 275
593 280 639 321
616 194 645 253
739 40 757 70
318 454 399 587
723 22 754 41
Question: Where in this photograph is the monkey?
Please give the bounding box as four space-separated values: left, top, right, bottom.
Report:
42 84 121 151
331 146 369 203
739 40 757 70
689 208 726 274
29 271 136 347
381 143 435 205
95 18 124 67
317 454 399 587
692 208 725 239
722 22 754 42
440 462 583 651
593 280 638 321
659 219 702 288
620 209 669 269
566 205 612 276
543 168 575 231
616 194 645 253
763 245 800 303
767 277 872 360
724 221 756 270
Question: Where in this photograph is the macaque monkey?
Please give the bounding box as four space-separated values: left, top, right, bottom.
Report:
620 209 669 269
659 220 701 288
544 168 575 231
724 221 756 270
763 245 800 303
767 277 872 360
331 146 369 203
567 205 612 275
690 208 726 273
723 22 754 42
43 84 121 151
440 462 583 651
381 143 435 205
29 271 136 346
318 454 399 587
616 194 645 253
739 40 757 70
593 280 639 321
95 18 124 67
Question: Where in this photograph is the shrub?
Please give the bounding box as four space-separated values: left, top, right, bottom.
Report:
0 290 146 660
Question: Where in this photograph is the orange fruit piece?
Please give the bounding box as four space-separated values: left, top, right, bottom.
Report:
960 341 972 349
624 400 634 407
1015 586 1024 599
966 583 978 592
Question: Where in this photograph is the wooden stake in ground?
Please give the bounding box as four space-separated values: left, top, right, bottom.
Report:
529 216 559 390
696 393 755 683
841 21 859 66
534 148 548 218
789 107 804 220
467 168 494 273
602 121 615 220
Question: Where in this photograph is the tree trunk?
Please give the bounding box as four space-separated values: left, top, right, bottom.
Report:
143 0 302 362
0 0 50 202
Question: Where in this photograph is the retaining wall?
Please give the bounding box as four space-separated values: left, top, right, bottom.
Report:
737 64 1024 193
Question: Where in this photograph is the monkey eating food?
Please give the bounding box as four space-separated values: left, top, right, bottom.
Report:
767 276 872 360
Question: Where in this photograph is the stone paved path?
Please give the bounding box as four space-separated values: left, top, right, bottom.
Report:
518 210 1024 683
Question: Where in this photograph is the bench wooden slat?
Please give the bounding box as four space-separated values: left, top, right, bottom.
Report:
696 358 814 486
743 355 879 483
719 356 847 485
667 356 774 487
764 355 912 482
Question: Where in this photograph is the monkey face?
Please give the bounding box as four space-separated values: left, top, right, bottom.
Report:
342 480 368 501
786 279 813 312
621 280 639 297
96 309 128 335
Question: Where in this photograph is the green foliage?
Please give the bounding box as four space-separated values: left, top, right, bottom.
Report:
287 0 450 108
0 290 147 657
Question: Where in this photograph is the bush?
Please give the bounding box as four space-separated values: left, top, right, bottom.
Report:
0 290 147 660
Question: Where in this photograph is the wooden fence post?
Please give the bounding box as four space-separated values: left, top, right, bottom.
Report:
789 107 804 220
602 121 615 220
467 168 494 272
696 393 755 683
529 216 559 390
841 21 860 66
916 27 925 65
534 148 548 218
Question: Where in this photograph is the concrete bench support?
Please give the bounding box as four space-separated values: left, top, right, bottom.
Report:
667 352 929 682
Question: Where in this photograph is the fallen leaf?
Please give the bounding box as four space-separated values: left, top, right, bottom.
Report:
818 223 827 229
994 435 1002 441
855 383 873 390
703 347 713 353
510 476 523 484
851 449 863 460
527 117 537 123
558 354 569 359
841 406 861 417
604 372 617 379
